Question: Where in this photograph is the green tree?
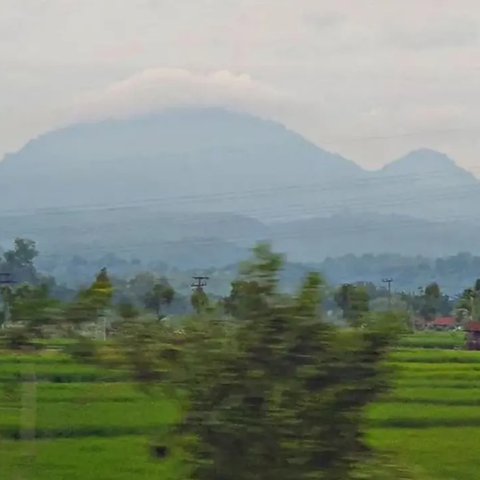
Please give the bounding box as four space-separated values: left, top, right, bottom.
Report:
418 282 443 322
144 279 175 319
3 238 38 268
2 238 39 284
178 245 398 480
127 272 157 300
117 301 139 320
457 283 480 321
191 288 209 314
113 244 401 480
8 284 63 338
88 268 114 310
334 283 370 326
64 268 114 339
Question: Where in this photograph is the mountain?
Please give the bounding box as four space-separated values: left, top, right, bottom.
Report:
0 208 266 261
367 149 480 221
271 213 479 262
0 108 363 217
1 107 480 270
1 108 478 223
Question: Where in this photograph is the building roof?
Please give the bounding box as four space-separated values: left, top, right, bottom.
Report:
465 321 480 332
432 317 456 327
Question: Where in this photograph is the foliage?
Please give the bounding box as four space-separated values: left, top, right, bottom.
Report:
190 288 209 314
0 325 36 350
116 301 139 320
144 280 175 319
1 238 39 284
456 279 480 321
87 268 114 311
8 284 63 334
115 244 400 480
335 283 370 326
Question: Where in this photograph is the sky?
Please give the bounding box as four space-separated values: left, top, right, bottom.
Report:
1 0 480 174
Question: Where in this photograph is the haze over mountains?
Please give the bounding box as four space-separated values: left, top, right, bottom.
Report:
1 107 479 266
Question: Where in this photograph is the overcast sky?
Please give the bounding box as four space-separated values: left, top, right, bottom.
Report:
1 0 480 174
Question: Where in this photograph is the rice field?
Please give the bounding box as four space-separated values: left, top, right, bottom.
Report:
1 332 480 479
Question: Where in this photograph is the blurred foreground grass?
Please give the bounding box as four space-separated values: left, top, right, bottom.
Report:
1 332 480 479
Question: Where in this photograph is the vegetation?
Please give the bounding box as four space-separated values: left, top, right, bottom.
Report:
2 341 480 478
3 238 480 479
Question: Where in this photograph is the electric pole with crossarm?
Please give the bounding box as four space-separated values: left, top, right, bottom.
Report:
382 278 394 310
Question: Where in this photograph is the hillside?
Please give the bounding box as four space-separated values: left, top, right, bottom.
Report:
1 107 480 265
0 108 363 217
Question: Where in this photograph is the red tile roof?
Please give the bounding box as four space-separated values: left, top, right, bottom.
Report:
432 317 456 327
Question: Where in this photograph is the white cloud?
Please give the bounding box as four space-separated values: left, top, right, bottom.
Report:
2 0 480 175
71 68 293 123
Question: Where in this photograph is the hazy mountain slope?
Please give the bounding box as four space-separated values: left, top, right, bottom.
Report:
363 149 480 221
1 108 479 224
271 213 480 261
0 209 266 263
1 107 480 264
0 108 364 217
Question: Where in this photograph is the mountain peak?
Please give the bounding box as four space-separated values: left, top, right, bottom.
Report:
0 107 363 216
387 148 453 167
382 148 472 175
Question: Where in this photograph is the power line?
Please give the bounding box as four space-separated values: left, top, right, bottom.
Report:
0 165 479 219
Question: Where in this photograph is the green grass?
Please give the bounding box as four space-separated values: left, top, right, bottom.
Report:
391 349 480 363
0 436 182 480
369 402 480 428
0 382 147 405
0 352 72 363
386 387 480 405
398 332 465 350
2 337 480 479
369 428 480 480
0 398 179 439
0 362 125 382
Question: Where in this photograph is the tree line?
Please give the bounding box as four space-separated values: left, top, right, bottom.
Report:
3 238 480 348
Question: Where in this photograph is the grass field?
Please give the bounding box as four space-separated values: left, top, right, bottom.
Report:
1 332 479 479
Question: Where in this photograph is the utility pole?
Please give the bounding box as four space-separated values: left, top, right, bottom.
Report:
191 276 209 292
191 276 210 314
0 272 15 329
382 278 394 310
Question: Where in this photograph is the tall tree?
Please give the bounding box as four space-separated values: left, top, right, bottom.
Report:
334 283 370 326
191 288 209 314
114 244 402 480
77 268 114 340
2 238 39 284
87 268 114 311
144 279 175 319
3 238 38 268
420 282 442 322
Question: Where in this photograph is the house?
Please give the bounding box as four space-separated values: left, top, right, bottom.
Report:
429 317 457 331
465 322 480 351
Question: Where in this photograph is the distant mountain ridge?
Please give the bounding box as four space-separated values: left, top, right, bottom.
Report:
1 108 478 222
0 108 363 217
1 107 480 266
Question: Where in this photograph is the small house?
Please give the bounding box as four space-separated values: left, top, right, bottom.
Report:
430 317 457 331
465 322 480 351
